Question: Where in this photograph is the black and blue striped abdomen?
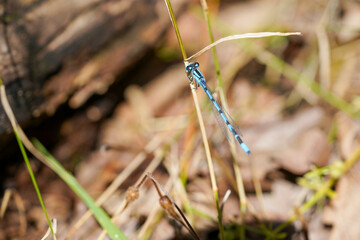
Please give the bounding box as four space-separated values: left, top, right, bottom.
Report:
186 62 251 154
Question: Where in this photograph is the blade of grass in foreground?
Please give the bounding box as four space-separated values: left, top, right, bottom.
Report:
15 132 56 238
0 80 127 240
0 79 55 239
33 139 128 240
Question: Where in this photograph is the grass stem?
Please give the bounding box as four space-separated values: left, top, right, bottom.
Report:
163 0 224 236
163 0 187 61
0 78 127 240
0 79 56 239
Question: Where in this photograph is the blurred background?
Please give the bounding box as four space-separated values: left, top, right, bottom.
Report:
0 0 360 239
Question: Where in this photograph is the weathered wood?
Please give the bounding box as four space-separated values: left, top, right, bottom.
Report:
0 0 185 136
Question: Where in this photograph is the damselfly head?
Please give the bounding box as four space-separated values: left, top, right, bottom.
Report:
185 64 193 71
186 62 200 71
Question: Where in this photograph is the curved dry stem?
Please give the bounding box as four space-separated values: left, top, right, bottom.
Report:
67 138 161 239
186 32 301 61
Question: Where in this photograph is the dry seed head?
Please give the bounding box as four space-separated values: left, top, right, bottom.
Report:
126 186 139 203
159 196 179 219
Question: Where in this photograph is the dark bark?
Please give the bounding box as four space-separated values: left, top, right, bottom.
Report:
0 0 183 137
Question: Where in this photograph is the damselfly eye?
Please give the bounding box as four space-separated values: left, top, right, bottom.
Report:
194 62 200 67
185 65 192 71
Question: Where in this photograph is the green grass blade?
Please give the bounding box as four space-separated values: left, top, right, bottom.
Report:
32 139 128 240
14 131 56 239
1 79 56 238
164 0 187 60
1 79 126 239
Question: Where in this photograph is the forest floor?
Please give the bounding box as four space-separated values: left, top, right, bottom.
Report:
1 0 360 239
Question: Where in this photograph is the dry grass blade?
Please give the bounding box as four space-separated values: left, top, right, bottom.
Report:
41 219 57 240
96 150 166 240
0 189 12 219
0 189 27 237
66 137 161 239
220 189 231 212
185 32 301 61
